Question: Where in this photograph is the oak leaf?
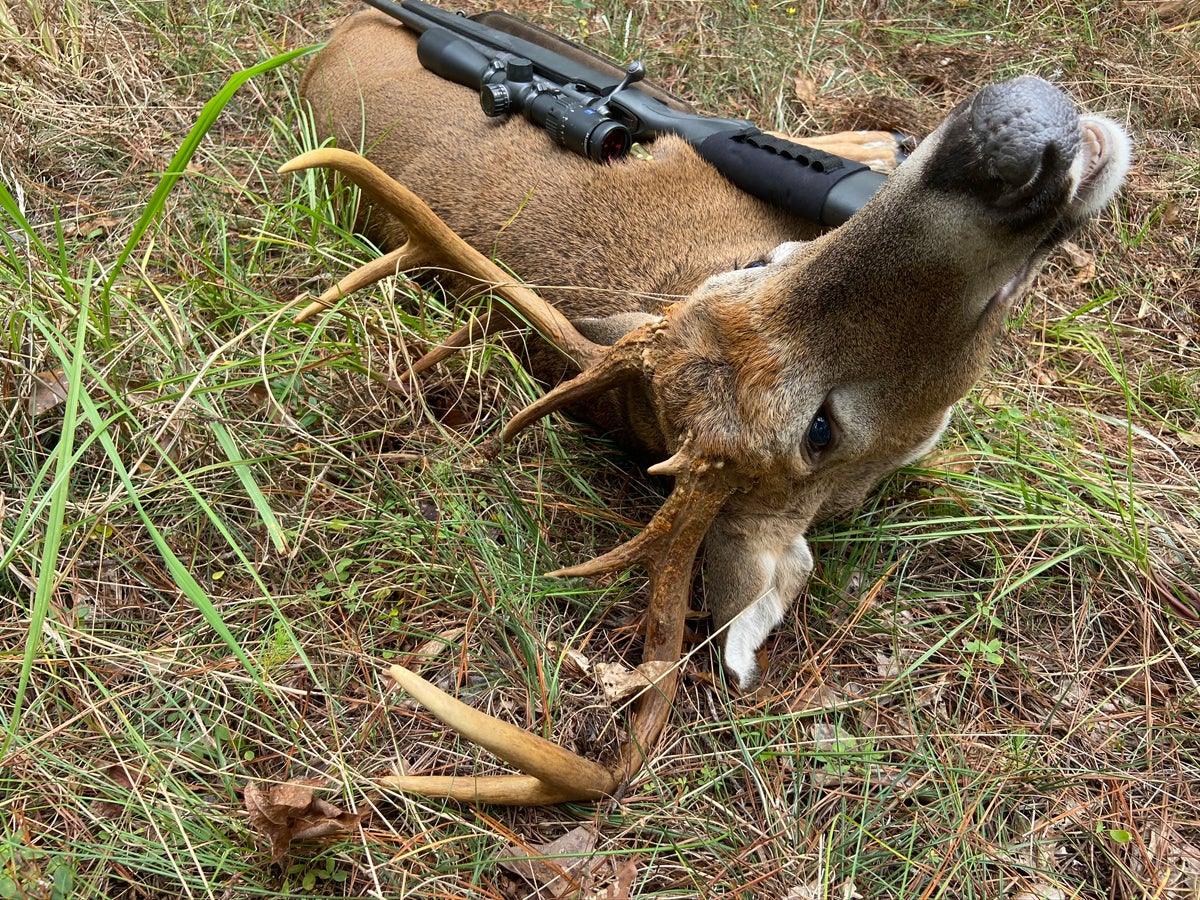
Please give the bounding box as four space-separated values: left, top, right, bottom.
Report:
244 779 364 862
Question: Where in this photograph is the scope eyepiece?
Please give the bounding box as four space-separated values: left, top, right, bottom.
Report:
589 119 632 164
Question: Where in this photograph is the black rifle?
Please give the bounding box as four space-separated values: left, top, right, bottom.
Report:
364 0 887 226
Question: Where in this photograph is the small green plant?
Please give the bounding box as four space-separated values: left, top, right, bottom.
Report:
282 855 349 893
964 636 1006 666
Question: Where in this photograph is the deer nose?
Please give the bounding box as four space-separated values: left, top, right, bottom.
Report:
971 76 1080 198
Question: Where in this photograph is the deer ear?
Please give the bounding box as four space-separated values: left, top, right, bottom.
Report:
702 515 815 689
573 311 662 346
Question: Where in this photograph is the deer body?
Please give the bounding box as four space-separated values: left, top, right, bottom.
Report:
301 11 807 321
299 8 1131 699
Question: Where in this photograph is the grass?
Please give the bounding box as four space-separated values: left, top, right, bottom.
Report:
1 0 1198 897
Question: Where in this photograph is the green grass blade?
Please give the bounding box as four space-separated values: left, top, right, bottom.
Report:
102 43 318 299
209 418 289 554
2 267 91 759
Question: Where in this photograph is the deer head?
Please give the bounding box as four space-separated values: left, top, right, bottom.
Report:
286 37 1129 802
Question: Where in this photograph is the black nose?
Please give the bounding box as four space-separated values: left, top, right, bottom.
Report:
970 76 1080 195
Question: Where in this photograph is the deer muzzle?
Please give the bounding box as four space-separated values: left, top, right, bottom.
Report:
970 76 1081 206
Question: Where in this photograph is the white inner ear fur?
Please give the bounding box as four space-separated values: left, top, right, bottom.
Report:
723 534 814 689
1072 115 1133 219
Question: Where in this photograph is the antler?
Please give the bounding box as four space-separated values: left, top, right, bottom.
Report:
282 149 749 805
281 149 605 375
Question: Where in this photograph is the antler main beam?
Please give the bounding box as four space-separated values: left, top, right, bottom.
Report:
281 149 607 371
282 150 746 805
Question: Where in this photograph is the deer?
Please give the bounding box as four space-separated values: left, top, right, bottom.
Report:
284 6 1131 805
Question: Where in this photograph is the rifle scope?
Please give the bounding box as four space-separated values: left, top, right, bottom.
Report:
417 29 632 164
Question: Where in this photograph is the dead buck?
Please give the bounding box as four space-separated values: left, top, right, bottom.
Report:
287 7 1131 805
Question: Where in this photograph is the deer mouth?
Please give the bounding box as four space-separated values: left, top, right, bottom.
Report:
1073 116 1132 214
984 116 1129 320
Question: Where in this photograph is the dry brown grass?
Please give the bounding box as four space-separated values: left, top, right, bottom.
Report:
1 0 1197 898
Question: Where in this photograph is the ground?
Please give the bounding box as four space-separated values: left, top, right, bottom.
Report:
0 0 1198 898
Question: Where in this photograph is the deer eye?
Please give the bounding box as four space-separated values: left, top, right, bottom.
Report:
742 259 768 269
806 408 835 458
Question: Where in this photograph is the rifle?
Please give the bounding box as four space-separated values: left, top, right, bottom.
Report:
361 0 888 226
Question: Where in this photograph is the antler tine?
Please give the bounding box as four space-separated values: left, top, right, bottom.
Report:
550 452 740 580
404 313 495 380
380 664 620 804
378 773 599 806
293 245 413 323
500 322 658 442
281 149 607 370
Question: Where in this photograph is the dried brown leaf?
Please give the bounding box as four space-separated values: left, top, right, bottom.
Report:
548 641 593 676
244 779 364 862
915 447 979 476
91 762 139 819
499 825 598 898
31 369 69 416
793 74 818 108
593 660 674 705
412 626 467 660
789 681 848 713
581 858 639 900
62 214 119 240
1146 822 1200 892
785 881 862 899
1011 886 1067 900
1060 240 1096 286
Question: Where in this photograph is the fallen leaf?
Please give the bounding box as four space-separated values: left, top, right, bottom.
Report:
244 779 364 862
918 447 979 475
91 762 139 819
548 641 592 676
604 859 638 899
579 857 638 899
1011 885 1067 900
1146 822 1200 894
62 214 119 240
809 722 861 788
31 369 69 416
412 626 467 660
789 681 848 713
793 74 818 107
785 881 863 899
593 660 674 705
1059 240 1096 287
499 825 598 898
